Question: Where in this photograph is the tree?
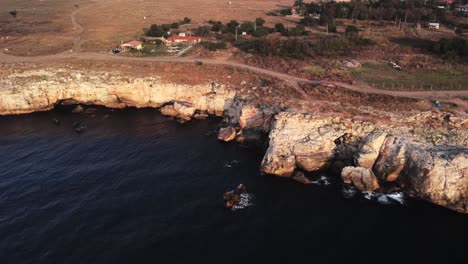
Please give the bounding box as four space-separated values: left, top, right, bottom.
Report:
255 17 266 27
226 20 240 33
171 22 179 29
275 23 286 33
211 21 223 32
183 17 191 24
240 22 255 33
345 25 359 38
148 24 165 37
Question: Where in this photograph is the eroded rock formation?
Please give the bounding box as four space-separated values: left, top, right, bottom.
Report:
1 66 467 213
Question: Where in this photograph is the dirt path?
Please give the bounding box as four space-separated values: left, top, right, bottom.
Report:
0 51 467 105
71 2 96 52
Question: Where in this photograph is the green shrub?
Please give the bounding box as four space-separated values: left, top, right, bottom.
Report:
431 37 467 58
275 23 286 33
255 17 266 27
252 28 270 37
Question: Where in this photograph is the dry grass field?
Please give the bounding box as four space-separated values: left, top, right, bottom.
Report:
0 0 294 55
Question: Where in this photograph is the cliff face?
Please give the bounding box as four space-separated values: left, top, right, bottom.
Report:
0 69 235 117
1 67 467 213
259 113 468 213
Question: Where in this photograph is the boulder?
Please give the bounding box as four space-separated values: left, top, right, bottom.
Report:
72 105 84 113
173 101 196 118
217 126 237 142
402 145 468 214
354 131 387 169
341 166 380 191
160 105 178 117
373 136 406 182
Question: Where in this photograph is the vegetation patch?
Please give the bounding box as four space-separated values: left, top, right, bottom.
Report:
349 61 468 91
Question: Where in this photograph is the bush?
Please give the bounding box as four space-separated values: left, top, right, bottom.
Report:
211 21 223 32
252 28 270 37
431 37 467 58
275 23 286 33
280 8 292 16
200 41 228 51
9 9 17 18
193 26 211 37
255 17 266 27
235 37 310 59
299 16 318 27
171 22 179 29
240 22 255 34
183 17 191 24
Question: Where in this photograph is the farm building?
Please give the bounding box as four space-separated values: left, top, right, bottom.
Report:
119 40 143 51
166 36 201 46
456 4 468 13
428 23 440 30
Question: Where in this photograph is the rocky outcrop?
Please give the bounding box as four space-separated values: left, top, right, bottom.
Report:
341 166 380 191
160 101 197 121
354 131 387 169
1 67 467 214
218 126 237 142
261 112 468 213
0 69 236 116
261 113 374 177
402 144 468 213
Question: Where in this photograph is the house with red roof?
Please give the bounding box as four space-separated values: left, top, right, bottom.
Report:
119 40 143 51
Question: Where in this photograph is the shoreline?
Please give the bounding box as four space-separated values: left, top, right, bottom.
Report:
0 62 467 213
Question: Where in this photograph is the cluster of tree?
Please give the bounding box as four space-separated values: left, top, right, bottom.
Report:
431 37 467 58
145 17 192 37
235 37 310 59
208 18 274 37
274 23 309 36
302 0 445 23
200 41 228 51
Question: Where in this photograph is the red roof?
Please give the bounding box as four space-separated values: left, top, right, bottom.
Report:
167 36 201 42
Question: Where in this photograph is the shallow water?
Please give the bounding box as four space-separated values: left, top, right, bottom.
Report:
0 108 467 264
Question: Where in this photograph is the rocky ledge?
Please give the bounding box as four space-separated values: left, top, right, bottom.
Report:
0 66 467 213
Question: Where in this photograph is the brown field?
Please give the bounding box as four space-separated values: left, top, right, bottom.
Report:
0 0 294 55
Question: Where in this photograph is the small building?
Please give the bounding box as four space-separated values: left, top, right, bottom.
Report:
178 33 186 37
119 40 143 51
456 4 468 13
166 36 202 46
428 23 440 30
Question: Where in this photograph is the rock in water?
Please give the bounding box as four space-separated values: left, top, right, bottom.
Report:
341 166 380 191
291 171 312 184
72 105 84 113
217 126 236 142
52 118 60 125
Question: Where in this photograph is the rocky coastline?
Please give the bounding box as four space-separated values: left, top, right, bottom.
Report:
0 65 467 213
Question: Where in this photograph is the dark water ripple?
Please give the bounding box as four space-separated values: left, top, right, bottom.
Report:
0 108 467 264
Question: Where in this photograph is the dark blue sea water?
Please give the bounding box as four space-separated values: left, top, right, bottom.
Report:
0 108 467 264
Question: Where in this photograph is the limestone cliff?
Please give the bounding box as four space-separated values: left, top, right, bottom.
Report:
260 112 468 213
0 69 235 117
1 67 467 213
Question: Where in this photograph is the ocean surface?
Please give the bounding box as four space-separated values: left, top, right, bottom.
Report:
0 107 467 264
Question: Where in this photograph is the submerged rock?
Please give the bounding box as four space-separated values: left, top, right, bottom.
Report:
291 171 312 184
223 184 254 210
72 105 84 113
